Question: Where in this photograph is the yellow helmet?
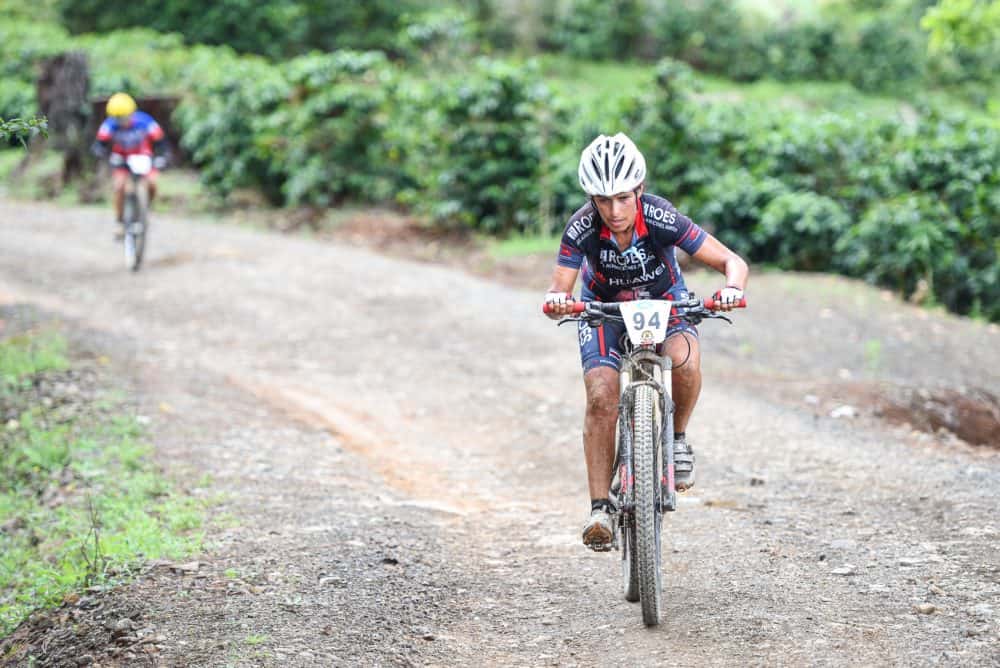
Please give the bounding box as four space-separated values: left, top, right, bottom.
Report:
106 92 137 117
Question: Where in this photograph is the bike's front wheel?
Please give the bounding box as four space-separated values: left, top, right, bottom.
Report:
634 383 663 625
123 184 148 272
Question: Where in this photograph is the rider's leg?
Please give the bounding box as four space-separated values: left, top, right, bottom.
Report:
663 332 701 490
583 366 619 499
112 170 127 223
581 365 619 547
146 170 159 206
663 332 701 433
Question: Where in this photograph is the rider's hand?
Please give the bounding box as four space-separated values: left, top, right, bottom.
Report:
712 286 744 311
544 291 575 318
153 156 167 170
108 153 125 167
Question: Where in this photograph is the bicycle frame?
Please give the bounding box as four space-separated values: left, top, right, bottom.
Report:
117 154 152 271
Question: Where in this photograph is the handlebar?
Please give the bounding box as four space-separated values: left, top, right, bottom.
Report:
542 296 746 316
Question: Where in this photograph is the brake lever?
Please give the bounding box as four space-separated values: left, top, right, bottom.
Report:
704 311 733 324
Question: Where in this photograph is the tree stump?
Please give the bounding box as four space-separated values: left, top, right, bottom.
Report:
36 52 92 193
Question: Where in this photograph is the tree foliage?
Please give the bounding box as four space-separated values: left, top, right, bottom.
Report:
921 0 1000 52
0 117 48 146
57 0 424 59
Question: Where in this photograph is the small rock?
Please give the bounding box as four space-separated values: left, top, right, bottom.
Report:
171 561 200 573
804 394 820 405
749 476 766 486
1 516 26 533
76 655 95 666
830 539 857 550
114 618 134 633
968 604 993 620
5 419 19 431
899 557 923 566
422 633 436 641
929 584 947 596
915 603 936 615
831 565 857 576
830 405 857 419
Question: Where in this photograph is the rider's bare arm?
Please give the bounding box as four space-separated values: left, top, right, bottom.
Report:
691 234 749 290
544 265 580 319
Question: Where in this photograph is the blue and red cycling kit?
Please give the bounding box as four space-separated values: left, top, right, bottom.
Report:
94 111 166 162
557 193 708 371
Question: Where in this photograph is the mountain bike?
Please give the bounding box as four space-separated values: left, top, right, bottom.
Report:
545 295 745 626
109 153 153 271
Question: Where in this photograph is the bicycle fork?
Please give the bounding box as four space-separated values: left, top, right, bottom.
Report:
616 350 677 517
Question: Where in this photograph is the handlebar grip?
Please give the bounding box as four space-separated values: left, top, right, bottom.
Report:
703 297 747 310
542 301 587 314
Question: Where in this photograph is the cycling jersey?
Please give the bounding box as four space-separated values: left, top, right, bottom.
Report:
557 193 707 302
95 111 165 157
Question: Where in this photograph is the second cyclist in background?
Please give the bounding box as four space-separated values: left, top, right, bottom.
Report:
91 92 169 240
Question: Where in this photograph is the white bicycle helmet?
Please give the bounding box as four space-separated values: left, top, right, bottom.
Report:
578 132 646 196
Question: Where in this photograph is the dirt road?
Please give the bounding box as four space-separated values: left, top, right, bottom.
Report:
1 199 998 667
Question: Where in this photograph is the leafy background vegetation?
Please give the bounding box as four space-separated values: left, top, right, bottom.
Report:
0 0 998 320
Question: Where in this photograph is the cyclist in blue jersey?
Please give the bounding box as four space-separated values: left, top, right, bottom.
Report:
91 93 169 240
543 133 749 550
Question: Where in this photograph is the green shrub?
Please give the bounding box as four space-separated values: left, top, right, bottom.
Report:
765 21 843 82
173 55 289 202
394 8 480 66
840 18 926 91
837 194 958 301
654 0 765 79
756 191 852 270
0 19 70 82
550 0 645 60
76 29 195 98
427 58 566 234
263 51 398 206
0 79 36 121
693 169 788 257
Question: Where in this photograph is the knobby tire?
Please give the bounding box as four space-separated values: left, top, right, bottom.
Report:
634 383 663 625
123 181 148 272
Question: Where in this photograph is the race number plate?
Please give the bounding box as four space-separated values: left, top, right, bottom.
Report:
126 154 153 175
620 300 672 346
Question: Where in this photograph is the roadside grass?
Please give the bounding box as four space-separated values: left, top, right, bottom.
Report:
0 149 215 214
0 331 67 388
0 330 205 635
